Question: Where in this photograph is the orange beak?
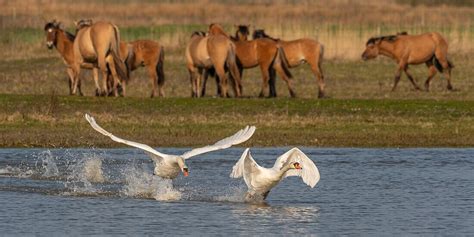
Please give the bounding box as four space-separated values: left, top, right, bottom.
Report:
294 163 302 169
183 169 189 177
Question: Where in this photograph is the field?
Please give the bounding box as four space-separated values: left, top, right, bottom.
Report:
0 0 473 147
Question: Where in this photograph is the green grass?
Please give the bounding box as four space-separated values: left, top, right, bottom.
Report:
1 94 473 148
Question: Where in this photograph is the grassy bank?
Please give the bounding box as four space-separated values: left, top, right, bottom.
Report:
1 94 473 148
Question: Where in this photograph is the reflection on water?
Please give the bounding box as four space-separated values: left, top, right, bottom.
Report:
0 148 473 235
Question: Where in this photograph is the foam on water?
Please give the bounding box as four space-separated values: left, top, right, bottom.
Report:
35 150 59 178
213 186 247 203
122 164 182 201
65 153 106 194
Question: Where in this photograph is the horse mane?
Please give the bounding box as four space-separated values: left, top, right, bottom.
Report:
64 31 76 41
234 25 250 40
208 23 229 37
191 31 206 38
252 29 280 41
366 32 408 45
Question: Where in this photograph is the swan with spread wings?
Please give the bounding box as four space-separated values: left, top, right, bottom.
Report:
231 148 320 201
85 114 255 179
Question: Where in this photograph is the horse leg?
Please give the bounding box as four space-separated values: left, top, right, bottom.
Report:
403 67 421 91
310 62 325 98
274 65 295 98
196 68 204 98
91 68 100 96
106 55 123 97
258 64 271 98
215 65 228 98
434 50 454 90
201 69 209 97
146 64 158 98
70 63 81 96
424 61 437 91
66 68 75 95
391 66 403 92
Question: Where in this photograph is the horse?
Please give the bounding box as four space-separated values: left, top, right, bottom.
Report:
72 20 128 96
44 20 99 96
76 20 165 98
208 24 293 97
120 40 166 98
185 31 241 98
362 32 454 91
252 29 326 98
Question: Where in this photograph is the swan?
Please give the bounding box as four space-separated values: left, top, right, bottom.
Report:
230 147 320 201
85 114 256 179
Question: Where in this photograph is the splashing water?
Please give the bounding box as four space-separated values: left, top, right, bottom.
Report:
83 154 105 183
65 153 105 194
35 150 59 178
122 164 182 201
213 186 247 203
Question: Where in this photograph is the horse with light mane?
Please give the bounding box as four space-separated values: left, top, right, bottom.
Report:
252 29 326 98
72 20 128 96
44 20 99 96
208 24 293 97
362 32 454 91
186 30 241 97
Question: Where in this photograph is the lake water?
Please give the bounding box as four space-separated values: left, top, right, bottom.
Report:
0 148 473 235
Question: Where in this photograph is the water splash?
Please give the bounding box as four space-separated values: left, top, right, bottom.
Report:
65 153 105 194
122 164 181 201
213 186 247 203
35 150 59 178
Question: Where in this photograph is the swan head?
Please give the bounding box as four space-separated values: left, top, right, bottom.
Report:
177 157 189 177
290 162 302 170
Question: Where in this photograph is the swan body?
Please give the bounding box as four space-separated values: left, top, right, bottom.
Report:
85 114 256 179
231 148 320 201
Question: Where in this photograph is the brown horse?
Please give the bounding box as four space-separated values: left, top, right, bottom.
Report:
44 20 99 96
252 29 326 98
72 21 128 96
208 24 293 97
362 32 454 91
186 30 241 97
119 40 165 98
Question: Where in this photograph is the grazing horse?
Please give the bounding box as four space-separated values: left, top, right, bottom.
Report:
252 29 326 98
186 31 241 97
44 20 99 96
208 24 293 97
362 32 454 91
72 21 128 96
120 40 166 98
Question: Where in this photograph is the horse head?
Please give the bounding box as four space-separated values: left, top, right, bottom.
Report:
362 34 400 60
234 25 250 41
252 29 279 41
44 20 61 49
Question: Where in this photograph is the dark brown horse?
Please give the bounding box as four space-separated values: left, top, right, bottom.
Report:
209 24 293 97
44 20 100 96
362 32 454 91
252 29 325 98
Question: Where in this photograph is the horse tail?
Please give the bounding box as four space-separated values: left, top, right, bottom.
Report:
111 25 129 83
226 43 241 84
433 56 454 73
318 43 325 70
156 45 165 88
276 46 293 79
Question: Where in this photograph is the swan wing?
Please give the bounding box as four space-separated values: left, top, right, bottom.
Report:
230 148 262 188
181 126 256 159
84 114 168 161
273 148 320 188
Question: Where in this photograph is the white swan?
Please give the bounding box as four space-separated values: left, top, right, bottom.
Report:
85 114 256 179
230 148 320 201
